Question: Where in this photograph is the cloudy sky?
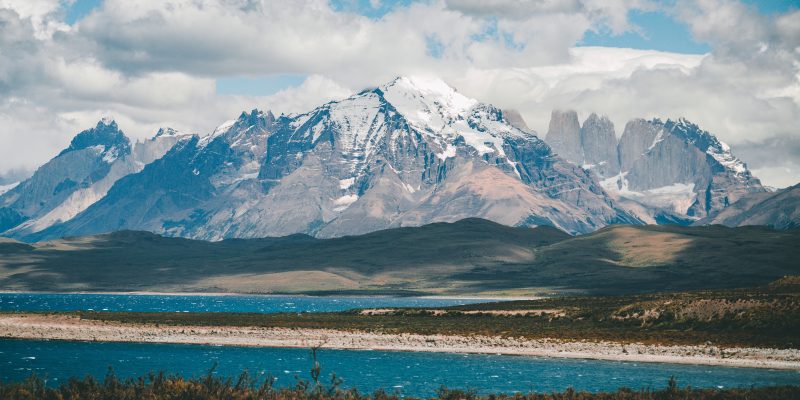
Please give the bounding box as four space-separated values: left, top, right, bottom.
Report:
0 0 798 187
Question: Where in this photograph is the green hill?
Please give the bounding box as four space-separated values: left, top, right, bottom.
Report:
0 219 797 295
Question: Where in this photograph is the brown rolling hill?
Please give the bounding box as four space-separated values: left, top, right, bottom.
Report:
0 218 797 295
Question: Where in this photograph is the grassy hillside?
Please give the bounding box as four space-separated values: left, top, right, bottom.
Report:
0 219 798 295
0 219 566 294
456 224 800 294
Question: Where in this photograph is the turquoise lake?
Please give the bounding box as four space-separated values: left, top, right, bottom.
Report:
0 293 798 396
2 340 798 397
0 292 488 313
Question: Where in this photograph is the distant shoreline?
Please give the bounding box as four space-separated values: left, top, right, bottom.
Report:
1 313 797 371
0 290 306 298
0 290 537 301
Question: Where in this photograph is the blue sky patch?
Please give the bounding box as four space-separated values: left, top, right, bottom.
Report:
743 0 798 14
425 35 445 58
329 0 413 19
63 0 103 25
580 10 711 54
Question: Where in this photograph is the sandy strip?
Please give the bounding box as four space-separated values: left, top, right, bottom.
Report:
0 313 798 370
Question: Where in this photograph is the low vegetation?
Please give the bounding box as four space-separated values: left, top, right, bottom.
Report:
68 277 800 348
1 370 798 400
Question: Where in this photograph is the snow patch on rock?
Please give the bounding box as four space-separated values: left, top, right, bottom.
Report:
602 173 697 216
0 182 19 196
339 178 355 190
333 194 359 211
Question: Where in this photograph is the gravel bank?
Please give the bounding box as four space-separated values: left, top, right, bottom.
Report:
1 313 797 370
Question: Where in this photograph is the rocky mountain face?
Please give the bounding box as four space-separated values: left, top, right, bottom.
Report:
0 119 130 233
36 109 278 241
545 111 765 223
12 77 639 242
501 109 532 133
546 111 619 178
615 118 764 221
545 110 583 164
579 113 619 178
4 77 788 242
0 120 188 236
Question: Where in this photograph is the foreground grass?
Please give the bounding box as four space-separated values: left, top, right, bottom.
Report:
1 371 799 400
68 278 800 348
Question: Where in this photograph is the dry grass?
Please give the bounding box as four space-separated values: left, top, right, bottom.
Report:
1 370 798 400
62 277 800 348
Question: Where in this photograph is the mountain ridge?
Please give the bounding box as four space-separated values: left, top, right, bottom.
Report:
544 110 766 224
696 183 800 229
1 76 795 241
9 76 638 242
1 121 190 239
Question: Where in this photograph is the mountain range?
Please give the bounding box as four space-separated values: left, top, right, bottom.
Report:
544 110 768 224
0 76 796 242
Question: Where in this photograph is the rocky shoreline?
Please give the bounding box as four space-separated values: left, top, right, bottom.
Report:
1 313 798 370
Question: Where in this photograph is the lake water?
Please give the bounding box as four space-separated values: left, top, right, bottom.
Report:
0 292 489 313
1 340 798 397
0 293 798 395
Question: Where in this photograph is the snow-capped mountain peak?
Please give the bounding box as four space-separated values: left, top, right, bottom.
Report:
239 108 275 127
211 119 237 137
381 76 477 131
59 118 131 160
2 73 786 243
99 116 116 127
284 76 532 176
661 118 750 178
5 78 643 241
201 108 276 149
154 127 185 138
377 76 528 159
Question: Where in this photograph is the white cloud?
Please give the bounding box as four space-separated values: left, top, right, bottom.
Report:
0 0 67 37
444 0 648 33
0 0 797 187
259 74 353 115
751 165 799 189
454 48 691 131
